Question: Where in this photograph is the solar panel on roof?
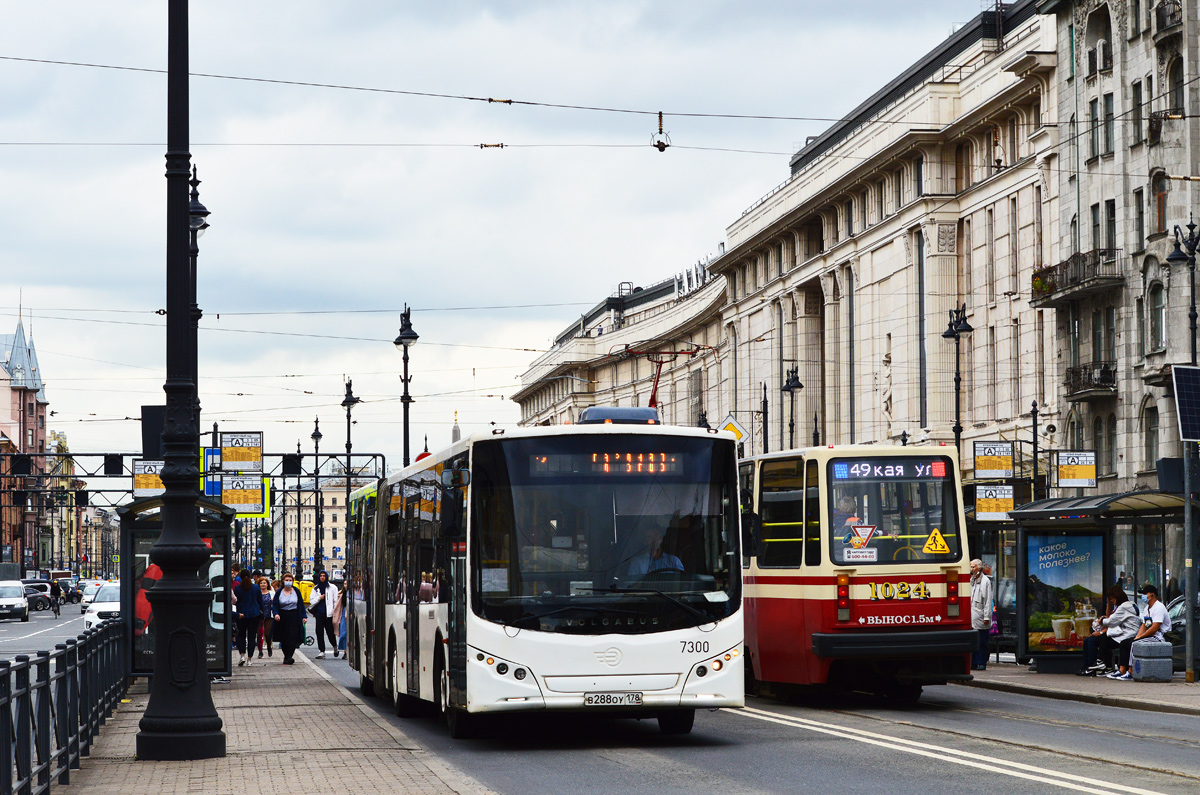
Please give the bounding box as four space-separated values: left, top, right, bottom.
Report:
1172 365 1200 443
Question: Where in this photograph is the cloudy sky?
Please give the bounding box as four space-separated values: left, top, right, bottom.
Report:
1 1 985 471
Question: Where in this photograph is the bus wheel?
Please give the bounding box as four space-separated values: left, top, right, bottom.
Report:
380 638 395 706
883 682 922 704
658 709 695 735
437 654 477 739
358 671 374 697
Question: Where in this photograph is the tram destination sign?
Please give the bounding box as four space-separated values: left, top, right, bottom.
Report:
220 431 263 473
973 441 1014 479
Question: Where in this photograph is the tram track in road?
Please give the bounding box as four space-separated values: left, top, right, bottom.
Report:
730 704 1177 795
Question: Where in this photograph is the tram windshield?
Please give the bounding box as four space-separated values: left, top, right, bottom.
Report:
470 434 740 635
827 456 962 566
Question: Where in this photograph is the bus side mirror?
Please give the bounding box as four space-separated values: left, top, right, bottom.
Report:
741 511 760 558
441 468 470 488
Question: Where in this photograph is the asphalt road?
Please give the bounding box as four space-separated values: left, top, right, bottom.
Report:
302 650 1200 795
0 601 88 659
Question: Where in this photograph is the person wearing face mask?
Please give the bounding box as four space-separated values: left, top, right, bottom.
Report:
309 569 340 659
272 574 308 665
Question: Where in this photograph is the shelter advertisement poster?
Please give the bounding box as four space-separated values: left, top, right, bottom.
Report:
130 532 229 675
1024 533 1104 654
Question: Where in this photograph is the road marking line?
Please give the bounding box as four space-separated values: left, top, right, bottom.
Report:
731 706 1169 795
6 616 85 644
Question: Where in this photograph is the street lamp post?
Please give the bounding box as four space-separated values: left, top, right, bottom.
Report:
137 0 225 760
394 306 419 468
295 440 302 577
312 418 323 574
342 380 360 572
1167 220 1198 684
781 367 803 450
760 383 769 455
941 303 974 456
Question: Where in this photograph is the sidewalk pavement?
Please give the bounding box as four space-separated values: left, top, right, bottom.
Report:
957 662 1200 716
60 653 492 795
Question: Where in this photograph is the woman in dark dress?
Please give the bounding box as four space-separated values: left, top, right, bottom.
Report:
271 574 307 665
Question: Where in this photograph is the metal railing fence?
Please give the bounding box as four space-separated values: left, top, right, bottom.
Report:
1 618 128 795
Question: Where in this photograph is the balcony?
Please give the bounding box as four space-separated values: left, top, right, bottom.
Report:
1155 2 1183 43
1148 108 1182 145
1030 249 1125 308
1065 361 1117 402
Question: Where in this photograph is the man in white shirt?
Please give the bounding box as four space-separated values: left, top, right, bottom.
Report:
1134 584 1171 642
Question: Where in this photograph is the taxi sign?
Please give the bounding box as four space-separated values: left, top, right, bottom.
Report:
719 414 748 442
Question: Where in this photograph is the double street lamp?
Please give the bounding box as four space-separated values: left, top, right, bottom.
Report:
1166 219 1198 684
312 417 323 574
394 306 419 467
342 380 360 571
781 367 803 450
941 303 973 456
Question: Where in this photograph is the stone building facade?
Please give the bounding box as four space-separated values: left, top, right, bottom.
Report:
1036 0 1197 599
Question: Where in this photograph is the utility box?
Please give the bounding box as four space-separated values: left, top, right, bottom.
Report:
1130 639 1173 682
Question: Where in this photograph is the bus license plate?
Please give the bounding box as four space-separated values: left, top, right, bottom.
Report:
584 692 643 707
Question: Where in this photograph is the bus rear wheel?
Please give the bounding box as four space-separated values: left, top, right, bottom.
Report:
883 682 922 704
658 709 695 735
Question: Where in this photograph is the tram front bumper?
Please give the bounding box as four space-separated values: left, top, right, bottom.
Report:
812 629 979 659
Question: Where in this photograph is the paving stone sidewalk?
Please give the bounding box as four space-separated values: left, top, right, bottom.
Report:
957 662 1200 715
59 654 491 795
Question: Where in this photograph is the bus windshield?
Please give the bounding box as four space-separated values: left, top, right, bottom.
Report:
827 456 962 566
470 434 740 635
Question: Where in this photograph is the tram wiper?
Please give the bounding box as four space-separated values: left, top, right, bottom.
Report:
585 586 712 625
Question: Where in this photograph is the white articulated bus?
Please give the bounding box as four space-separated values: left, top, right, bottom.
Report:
347 418 744 737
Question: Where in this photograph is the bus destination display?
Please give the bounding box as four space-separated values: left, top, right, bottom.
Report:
832 459 948 480
530 452 680 476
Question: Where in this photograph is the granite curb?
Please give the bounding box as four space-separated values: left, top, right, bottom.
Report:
954 672 1200 717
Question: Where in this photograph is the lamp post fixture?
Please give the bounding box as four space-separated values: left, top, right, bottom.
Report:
341 379 360 571
137 0 225 760
187 165 208 437
394 306 419 467
312 417 323 574
781 367 803 450
813 413 820 447
941 303 974 456
1167 218 1198 684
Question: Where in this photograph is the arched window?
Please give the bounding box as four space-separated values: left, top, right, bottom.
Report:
1149 283 1166 349
1143 405 1159 468
1106 414 1117 474
1168 59 1185 111
1153 173 1169 233
955 143 971 191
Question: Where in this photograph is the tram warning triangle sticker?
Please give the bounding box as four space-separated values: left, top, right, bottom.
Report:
922 528 951 554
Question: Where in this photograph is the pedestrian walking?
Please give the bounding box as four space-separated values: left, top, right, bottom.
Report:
308 569 340 659
331 582 348 656
234 570 262 666
969 559 993 671
257 577 275 658
272 574 307 665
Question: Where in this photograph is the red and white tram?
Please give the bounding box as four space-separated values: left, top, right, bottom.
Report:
740 445 977 702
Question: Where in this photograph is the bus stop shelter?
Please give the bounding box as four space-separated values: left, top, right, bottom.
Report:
1008 490 1191 673
118 496 234 677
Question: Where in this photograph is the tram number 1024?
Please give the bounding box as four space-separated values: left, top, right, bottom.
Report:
868 582 931 601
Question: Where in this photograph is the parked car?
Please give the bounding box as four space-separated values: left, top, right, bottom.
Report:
0 581 30 622
84 584 121 630
22 579 57 606
24 585 51 612
1166 595 1198 672
57 579 82 604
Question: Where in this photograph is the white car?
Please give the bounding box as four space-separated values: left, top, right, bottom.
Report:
84 584 121 630
80 581 104 613
0 581 30 622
